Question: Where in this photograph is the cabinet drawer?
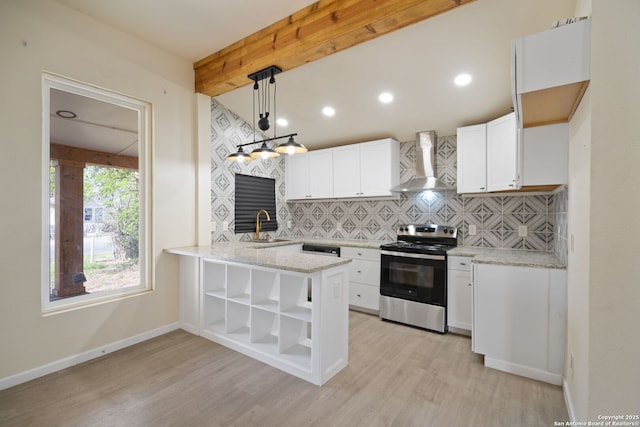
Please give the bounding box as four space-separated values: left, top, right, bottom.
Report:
448 256 472 272
349 282 379 311
348 259 380 286
341 247 380 261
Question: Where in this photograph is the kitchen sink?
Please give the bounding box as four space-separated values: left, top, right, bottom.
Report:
251 238 290 244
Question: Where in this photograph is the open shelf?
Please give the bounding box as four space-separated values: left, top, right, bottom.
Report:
227 265 251 305
192 258 347 385
203 296 225 334
251 270 279 312
203 261 226 295
226 301 250 341
280 274 312 321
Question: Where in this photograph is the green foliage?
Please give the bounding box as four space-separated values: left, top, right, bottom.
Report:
84 165 139 261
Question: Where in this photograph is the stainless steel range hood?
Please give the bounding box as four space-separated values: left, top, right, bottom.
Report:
391 130 452 192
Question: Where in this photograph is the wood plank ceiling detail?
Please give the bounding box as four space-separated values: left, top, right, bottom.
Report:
194 0 476 97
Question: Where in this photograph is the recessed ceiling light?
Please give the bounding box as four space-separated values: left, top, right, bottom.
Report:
322 106 335 117
454 73 472 86
56 110 77 119
276 118 288 127
378 92 393 103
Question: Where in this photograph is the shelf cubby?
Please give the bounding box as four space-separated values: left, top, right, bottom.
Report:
227 265 251 305
251 270 279 313
280 274 312 322
279 316 312 368
203 295 225 334
203 260 226 298
250 307 279 354
226 301 250 342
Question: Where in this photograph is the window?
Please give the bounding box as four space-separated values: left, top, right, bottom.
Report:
42 73 152 313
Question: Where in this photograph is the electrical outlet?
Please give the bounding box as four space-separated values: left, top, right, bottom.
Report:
336 222 342 231
211 221 217 232
287 219 292 230
222 221 229 231
468 224 477 236
518 225 528 237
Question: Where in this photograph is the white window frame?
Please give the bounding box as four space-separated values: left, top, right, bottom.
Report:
41 72 153 314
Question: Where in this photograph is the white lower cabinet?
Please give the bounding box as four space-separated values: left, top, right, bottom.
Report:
473 263 567 385
447 256 473 334
179 255 349 386
341 247 380 313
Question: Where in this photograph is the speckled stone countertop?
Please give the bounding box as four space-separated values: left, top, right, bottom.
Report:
166 242 351 274
447 246 566 269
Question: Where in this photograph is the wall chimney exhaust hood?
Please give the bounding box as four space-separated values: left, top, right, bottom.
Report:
391 131 452 192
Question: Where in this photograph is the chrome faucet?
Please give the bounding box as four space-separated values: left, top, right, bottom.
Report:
255 209 271 241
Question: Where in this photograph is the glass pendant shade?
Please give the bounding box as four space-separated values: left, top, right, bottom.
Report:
275 136 308 155
250 142 279 159
226 147 254 162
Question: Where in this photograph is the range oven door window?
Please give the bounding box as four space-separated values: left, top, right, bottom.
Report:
380 252 446 305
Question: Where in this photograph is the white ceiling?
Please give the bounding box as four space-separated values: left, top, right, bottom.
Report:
54 0 577 150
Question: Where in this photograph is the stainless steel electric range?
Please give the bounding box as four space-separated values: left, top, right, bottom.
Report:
379 224 458 333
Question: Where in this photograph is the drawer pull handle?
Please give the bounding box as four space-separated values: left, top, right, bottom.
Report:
357 294 361 297
357 270 362 273
468 283 472 286
460 262 466 266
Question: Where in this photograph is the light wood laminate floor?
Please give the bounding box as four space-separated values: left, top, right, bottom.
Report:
0 311 567 426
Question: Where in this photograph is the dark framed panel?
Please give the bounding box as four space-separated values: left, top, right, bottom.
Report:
234 174 278 233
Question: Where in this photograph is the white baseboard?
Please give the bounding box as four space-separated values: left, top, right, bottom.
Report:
563 378 576 422
0 322 180 391
484 357 563 385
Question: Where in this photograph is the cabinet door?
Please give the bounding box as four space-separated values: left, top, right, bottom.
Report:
333 145 361 197
308 149 334 198
474 263 548 371
360 139 398 197
447 269 472 331
456 124 487 193
286 153 310 200
486 112 519 192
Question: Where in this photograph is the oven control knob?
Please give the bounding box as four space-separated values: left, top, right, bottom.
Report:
443 228 448 233
449 229 454 234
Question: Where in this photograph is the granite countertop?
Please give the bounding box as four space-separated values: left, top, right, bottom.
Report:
447 246 566 269
166 243 351 274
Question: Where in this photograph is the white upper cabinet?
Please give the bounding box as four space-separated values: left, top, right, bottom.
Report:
522 123 568 186
456 124 487 193
486 112 519 192
332 144 361 198
457 112 520 193
512 19 591 128
333 138 399 198
286 149 333 200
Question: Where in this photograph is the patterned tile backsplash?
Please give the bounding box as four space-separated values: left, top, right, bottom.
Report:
210 99 568 260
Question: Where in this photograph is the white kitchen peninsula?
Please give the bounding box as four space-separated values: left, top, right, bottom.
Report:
166 243 351 386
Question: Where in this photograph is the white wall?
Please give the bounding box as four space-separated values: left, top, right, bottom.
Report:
566 0 640 419
566 86 591 420
0 1 197 380
587 0 640 416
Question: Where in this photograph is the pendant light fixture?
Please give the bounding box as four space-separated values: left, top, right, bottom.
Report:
226 65 306 162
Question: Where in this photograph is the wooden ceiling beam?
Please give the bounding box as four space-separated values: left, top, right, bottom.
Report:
50 143 138 170
194 0 475 97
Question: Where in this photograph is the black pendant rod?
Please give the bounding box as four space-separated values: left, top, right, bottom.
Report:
235 133 298 149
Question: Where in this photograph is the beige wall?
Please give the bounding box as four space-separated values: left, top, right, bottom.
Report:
566 0 640 419
0 1 196 379
567 86 591 420
587 0 640 416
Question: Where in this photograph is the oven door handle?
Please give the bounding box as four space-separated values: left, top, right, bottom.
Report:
381 250 446 261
